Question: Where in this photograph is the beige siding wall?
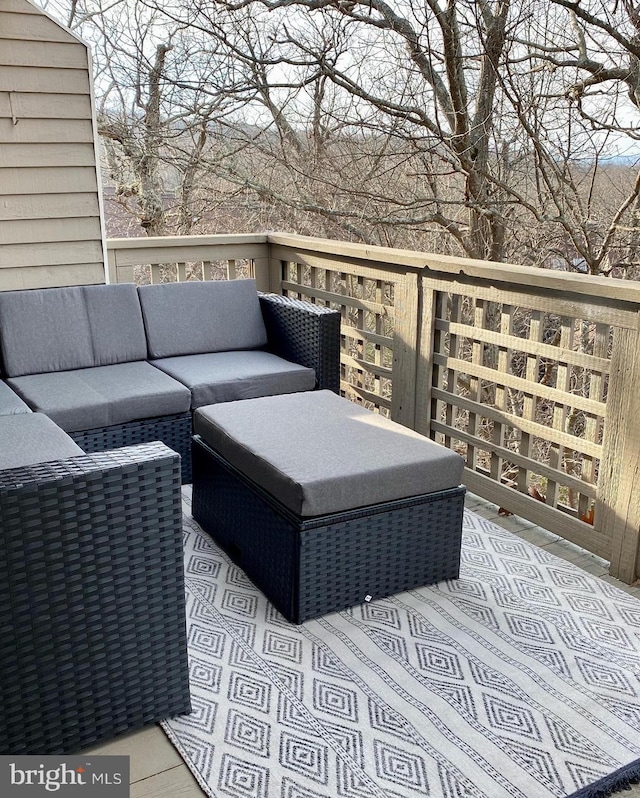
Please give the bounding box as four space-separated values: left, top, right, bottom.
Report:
0 0 105 290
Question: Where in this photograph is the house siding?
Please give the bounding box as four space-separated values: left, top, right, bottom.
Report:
0 0 106 290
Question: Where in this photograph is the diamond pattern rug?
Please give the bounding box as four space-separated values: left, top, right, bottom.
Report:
162 494 640 798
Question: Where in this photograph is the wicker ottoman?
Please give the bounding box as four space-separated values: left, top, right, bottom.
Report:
192 391 465 623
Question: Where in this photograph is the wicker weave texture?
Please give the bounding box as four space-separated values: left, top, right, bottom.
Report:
0 443 191 754
69 412 192 483
259 293 340 393
192 437 465 624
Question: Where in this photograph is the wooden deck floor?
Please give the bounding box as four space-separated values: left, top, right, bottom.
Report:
85 494 640 797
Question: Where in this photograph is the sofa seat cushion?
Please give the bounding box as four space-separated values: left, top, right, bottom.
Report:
7 362 191 433
139 279 268 359
0 381 31 416
0 413 84 471
151 351 316 409
194 390 465 516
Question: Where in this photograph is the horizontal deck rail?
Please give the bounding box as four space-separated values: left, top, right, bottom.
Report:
106 233 640 584
106 234 271 288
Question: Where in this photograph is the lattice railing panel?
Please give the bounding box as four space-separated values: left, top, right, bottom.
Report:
281 261 396 415
132 258 254 285
431 292 610 522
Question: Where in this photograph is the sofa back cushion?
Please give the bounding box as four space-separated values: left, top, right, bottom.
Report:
138 279 268 359
0 287 94 377
83 284 147 365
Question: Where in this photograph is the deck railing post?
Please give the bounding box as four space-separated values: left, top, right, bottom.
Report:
414 277 437 439
105 245 116 284
597 321 640 583
105 245 134 284
252 257 271 293
266 240 284 294
390 271 420 429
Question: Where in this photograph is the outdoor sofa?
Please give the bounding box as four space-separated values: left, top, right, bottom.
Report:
0 280 340 482
0 279 340 754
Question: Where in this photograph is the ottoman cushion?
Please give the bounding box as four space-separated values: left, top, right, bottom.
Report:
194 390 464 516
0 413 84 470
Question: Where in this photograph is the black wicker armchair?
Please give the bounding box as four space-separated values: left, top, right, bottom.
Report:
0 442 191 754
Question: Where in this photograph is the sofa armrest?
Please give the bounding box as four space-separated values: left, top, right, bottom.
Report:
0 442 191 754
0 440 181 494
259 293 340 393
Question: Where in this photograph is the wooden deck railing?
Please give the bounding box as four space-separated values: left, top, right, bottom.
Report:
107 233 640 584
106 234 271 287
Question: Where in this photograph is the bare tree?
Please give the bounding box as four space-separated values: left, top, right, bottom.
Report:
146 0 518 258
49 0 256 236
42 0 640 271
496 0 640 274
130 0 639 269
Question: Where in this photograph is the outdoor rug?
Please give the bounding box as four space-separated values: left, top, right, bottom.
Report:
162 494 640 798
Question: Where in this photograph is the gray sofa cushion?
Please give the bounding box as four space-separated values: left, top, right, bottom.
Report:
151 350 316 408
0 286 93 376
0 413 84 470
83 284 148 365
0 380 31 416
0 284 149 378
8 362 191 432
194 390 465 517
138 279 268 359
